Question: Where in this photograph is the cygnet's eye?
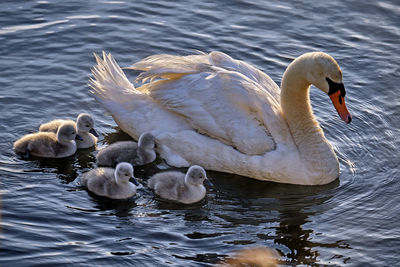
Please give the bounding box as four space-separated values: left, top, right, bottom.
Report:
85 124 90 127
72 131 75 135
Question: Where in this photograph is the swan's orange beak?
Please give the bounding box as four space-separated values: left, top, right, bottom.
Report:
326 78 352 123
329 90 352 123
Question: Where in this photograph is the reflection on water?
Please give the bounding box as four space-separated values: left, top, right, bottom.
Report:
210 172 346 265
14 147 97 183
274 191 348 265
102 127 134 145
86 193 138 218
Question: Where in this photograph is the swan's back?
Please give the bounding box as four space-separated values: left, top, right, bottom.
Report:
208 51 281 102
132 51 280 102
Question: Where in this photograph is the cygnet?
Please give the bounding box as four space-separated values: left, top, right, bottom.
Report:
96 132 156 167
147 165 211 204
14 121 81 158
39 113 99 149
80 162 140 199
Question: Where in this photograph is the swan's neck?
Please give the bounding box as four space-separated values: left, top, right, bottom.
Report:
280 58 339 180
281 63 319 147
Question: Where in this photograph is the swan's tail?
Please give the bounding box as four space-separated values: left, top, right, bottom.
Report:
89 52 188 141
89 52 139 107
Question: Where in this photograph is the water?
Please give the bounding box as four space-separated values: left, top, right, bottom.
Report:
1 0 399 266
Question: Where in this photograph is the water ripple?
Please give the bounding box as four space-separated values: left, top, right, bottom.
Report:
0 19 68 35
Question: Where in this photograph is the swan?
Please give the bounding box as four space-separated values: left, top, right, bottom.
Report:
96 132 156 167
39 113 99 149
90 51 351 185
148 165 211 204
80 162 140 199
14 121 80 158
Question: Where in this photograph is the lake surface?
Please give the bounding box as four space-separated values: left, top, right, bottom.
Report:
1 0 399 266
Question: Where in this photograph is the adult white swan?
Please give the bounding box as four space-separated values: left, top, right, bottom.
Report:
90 51 351 185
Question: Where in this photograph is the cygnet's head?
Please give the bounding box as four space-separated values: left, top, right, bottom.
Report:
301 52 351 124
138 132 155 150
115 162 139 186
57 122 79 143
185 165 208 186
76 113 99 136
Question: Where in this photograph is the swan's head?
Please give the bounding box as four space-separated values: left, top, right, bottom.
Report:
138 132 156 150
76 113 99 137
305 52 352 123
115 162 140 186
57 122 80 143
185 165 211 186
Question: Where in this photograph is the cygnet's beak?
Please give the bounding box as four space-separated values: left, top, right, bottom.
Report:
204 178 213 187
129 177 140 186
89 128 99 137
75 134 84 141
326 78 352 124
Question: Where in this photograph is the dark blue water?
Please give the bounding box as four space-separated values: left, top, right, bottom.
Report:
1 0 399 266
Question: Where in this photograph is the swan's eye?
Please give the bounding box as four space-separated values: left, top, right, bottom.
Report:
326 77 345 97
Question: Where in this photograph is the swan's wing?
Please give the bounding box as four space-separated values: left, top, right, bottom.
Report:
131 51 280 101
131 53 288 155
208 51 281 103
